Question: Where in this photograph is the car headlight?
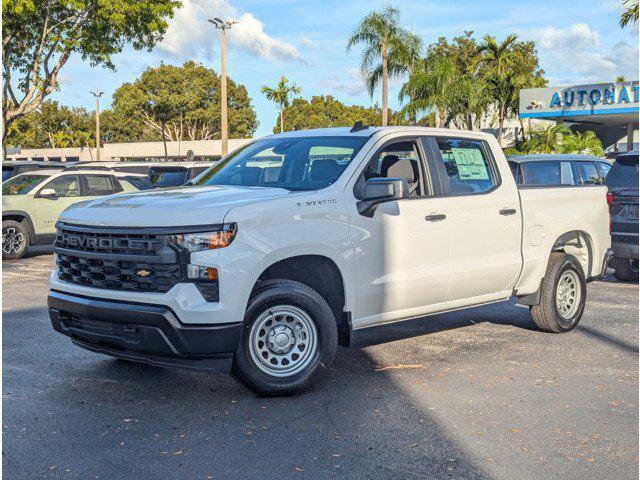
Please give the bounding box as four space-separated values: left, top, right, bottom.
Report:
168 224 236 252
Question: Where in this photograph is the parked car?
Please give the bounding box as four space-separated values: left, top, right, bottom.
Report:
147 163 214 188
48 126 610 395
3 161 71 181
605 151 639 281
66 161 215 188
2 170 143 260
507 154 611 186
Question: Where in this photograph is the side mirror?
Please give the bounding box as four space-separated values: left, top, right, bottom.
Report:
38 188 57 199
357 177 409 217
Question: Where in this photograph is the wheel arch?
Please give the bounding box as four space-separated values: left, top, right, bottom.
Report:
250 254 351 346
3 210 35 238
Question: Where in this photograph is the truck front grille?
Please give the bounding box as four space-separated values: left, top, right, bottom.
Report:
54 223 186 293
57 253 182 292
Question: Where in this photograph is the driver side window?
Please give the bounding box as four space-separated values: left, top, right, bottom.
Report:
42 175 81 197
355 140 425 198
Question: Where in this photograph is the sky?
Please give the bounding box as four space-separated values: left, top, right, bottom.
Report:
51 0 639 138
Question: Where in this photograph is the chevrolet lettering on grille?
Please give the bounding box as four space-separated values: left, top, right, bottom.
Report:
61 233 155 251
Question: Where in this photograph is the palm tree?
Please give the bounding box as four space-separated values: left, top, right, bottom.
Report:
477 34 518 146
347 6 422 126
399 55 457 127
261 76 301 133
620 0 639 28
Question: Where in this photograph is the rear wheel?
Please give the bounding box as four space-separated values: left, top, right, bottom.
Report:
531 252 586 333
2 220 29 260
612 257 639 282
232 279 338 396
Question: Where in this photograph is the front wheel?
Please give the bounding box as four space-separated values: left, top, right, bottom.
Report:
2 220 30 260
531 252 587 333
232 279 338 396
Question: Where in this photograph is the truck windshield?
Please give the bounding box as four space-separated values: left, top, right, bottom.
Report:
2 174 48 195
195 136 368 191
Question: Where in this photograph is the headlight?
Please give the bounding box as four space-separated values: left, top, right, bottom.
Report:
169 224 236 252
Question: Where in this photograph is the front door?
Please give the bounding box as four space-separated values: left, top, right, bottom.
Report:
33 174 84 235
349 138 452 328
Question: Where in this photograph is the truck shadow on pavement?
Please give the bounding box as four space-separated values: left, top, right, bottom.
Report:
3 304 501 480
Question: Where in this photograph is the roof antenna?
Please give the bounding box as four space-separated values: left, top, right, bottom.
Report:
350 120 369 133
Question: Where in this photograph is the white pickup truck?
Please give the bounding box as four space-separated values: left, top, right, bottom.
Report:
48 126 611 395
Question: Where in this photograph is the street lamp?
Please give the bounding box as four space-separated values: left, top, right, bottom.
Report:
207 17 237 157
90 91 103 161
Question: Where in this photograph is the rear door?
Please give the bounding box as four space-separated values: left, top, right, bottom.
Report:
423 135 521 302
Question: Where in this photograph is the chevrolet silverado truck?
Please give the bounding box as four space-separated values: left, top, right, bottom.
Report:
48 126 611 395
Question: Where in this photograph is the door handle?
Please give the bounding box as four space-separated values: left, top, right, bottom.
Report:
499 208 517 216
425 213 446 222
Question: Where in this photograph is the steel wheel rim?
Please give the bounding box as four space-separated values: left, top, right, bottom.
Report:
2 227 24 255
556 270 581 320
248 305 318 377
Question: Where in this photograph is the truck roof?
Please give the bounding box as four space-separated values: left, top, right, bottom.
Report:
507 153 610 163
265 126 497 140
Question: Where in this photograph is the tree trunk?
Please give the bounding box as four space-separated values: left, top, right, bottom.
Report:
161 119 168 160
280 106 284 133
381 41 388 127
498 105 505 146
437 109 446 129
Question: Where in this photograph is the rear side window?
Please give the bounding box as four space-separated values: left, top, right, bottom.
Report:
521 161 560 185
575 162 603 185
606 155 639 190
84 175 118 195
431 137 497 194
597 162 611 178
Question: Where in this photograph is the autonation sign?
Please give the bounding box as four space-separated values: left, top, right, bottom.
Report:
519 81 639 119
549 84 639 108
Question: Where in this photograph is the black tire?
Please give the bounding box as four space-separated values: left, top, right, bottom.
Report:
2 220 30 260
531 252 587 333
232 279 338 396
611 256 639 282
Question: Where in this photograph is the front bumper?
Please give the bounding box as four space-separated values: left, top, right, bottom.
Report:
48 290 242 372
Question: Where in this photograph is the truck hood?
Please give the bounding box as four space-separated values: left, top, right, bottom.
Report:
59 185 292 227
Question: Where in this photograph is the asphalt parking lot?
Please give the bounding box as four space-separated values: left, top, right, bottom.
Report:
3 250 638 480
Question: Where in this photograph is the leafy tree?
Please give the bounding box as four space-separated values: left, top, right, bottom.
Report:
2 0 181 149
347 6 422 126
620 0 639 27
275 95 420 133
261 76 301 133
5 100 94 148
102 61 258 143
399 31 545 139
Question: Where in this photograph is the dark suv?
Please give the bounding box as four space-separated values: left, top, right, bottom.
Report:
606 152 639 281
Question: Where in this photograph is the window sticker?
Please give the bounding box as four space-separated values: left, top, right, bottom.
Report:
451 148 489 180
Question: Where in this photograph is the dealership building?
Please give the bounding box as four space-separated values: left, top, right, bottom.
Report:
519 80 639 152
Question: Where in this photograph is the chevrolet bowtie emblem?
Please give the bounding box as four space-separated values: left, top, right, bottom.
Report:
136 269 151 277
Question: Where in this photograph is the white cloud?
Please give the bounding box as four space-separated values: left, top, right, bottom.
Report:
298 36 317 49
318 68 365 96
525 23 639 84
157 0 303 63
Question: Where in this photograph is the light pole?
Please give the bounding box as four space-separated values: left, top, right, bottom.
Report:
207 17 236 157
90 91 103 161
